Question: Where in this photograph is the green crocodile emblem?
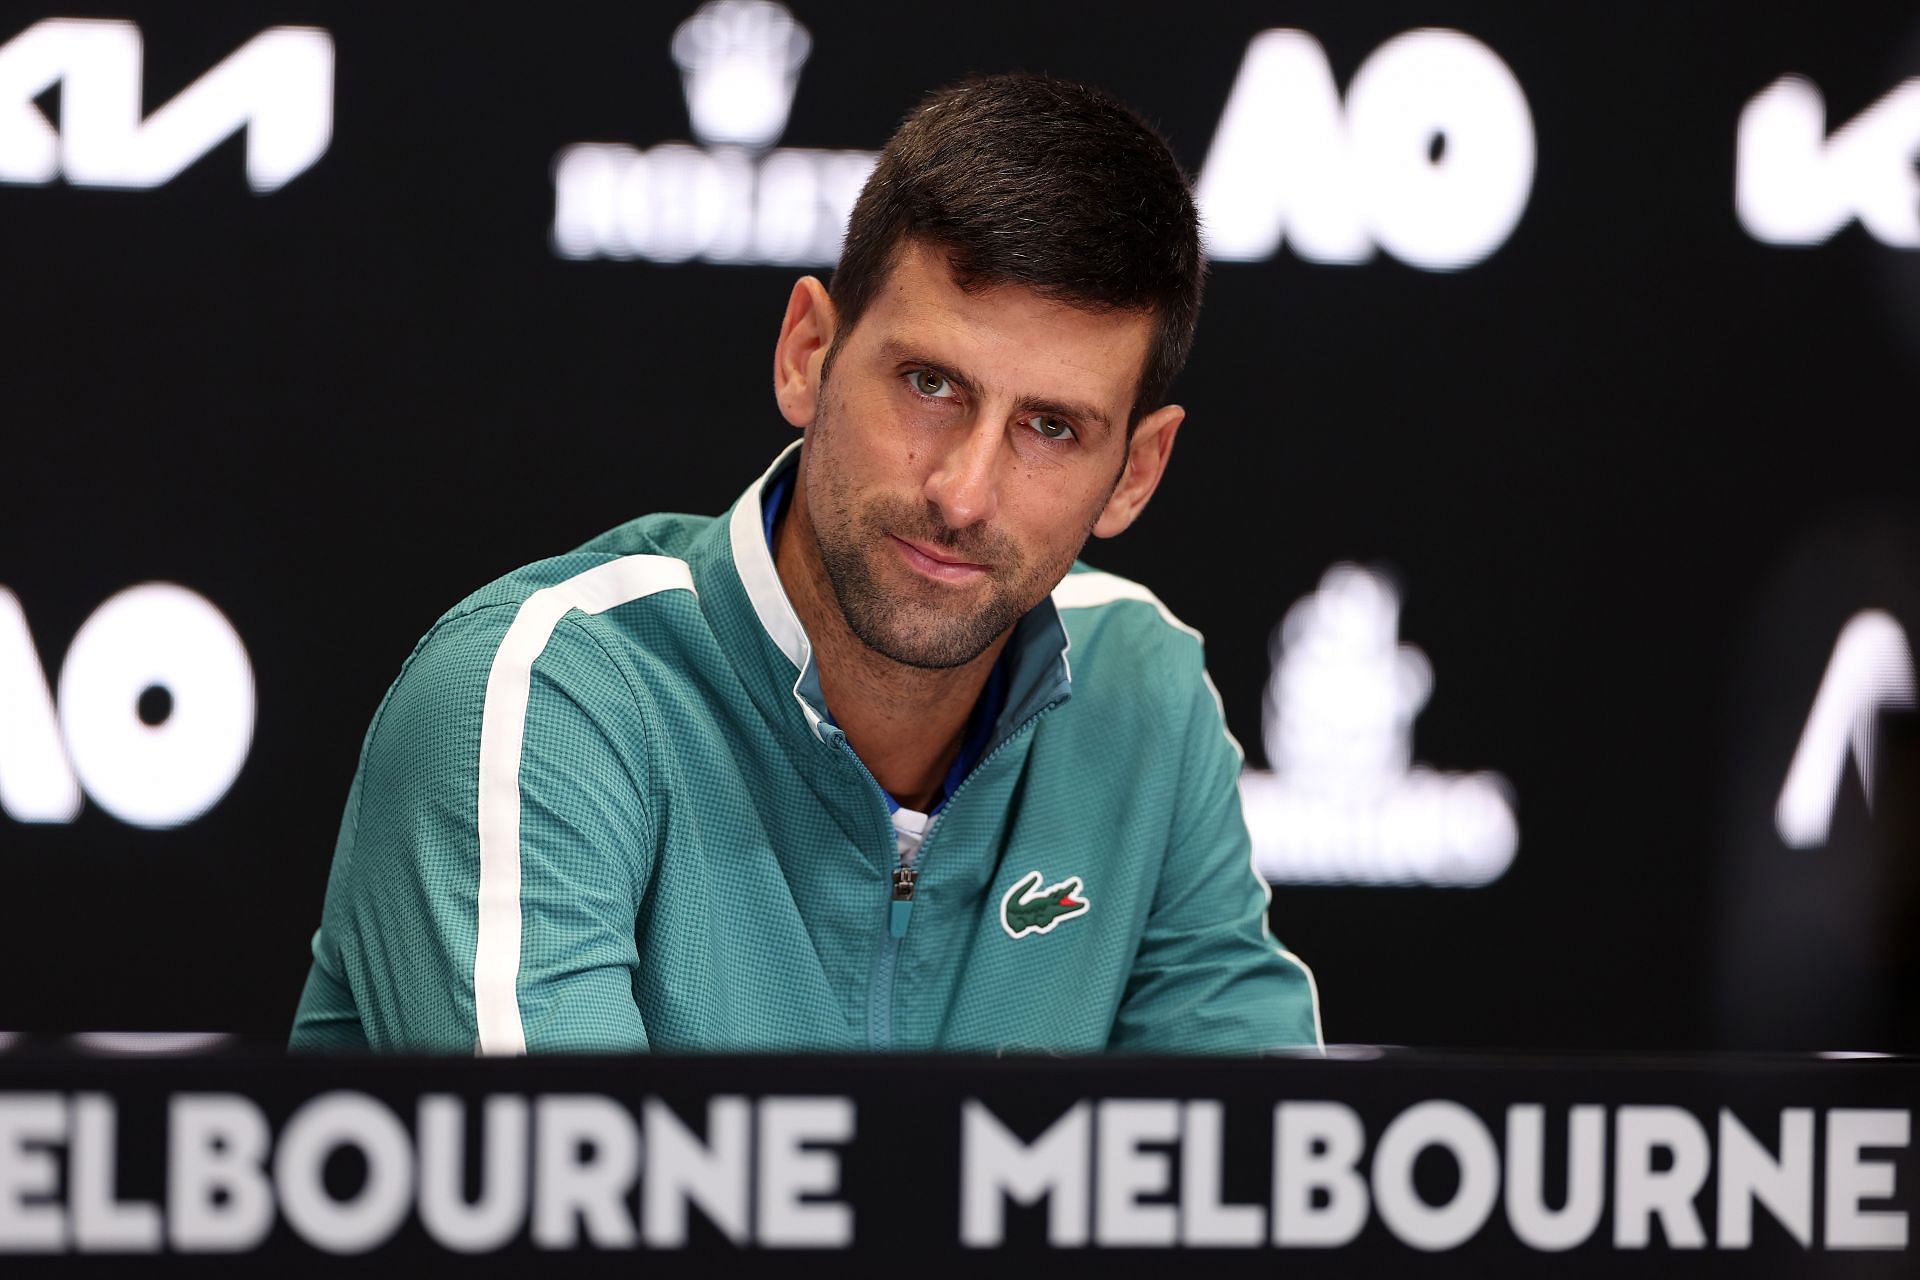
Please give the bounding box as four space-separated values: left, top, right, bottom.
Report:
1000 870 1091 939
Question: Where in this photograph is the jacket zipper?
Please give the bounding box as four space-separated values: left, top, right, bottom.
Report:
868 822 917 1051
890 865 917 938
859 698 1066 1051
822 734 910 1050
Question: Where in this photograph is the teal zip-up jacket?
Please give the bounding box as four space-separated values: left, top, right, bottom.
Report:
291 445 1322 1054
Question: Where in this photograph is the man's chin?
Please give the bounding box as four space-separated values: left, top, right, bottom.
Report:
819 541 1024 669
845 603 1011 672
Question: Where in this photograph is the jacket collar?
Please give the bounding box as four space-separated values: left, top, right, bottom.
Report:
719 441 1073 749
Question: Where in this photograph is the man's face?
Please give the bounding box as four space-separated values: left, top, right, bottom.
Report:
794 240 1161 670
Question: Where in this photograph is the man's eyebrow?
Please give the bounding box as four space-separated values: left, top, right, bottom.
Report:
882 340 982 396
879 339 1114 439
1016 393 1113 441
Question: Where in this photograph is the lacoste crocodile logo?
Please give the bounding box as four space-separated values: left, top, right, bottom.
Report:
1000 870 1091 939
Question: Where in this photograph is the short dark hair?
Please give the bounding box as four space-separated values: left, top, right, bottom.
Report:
829 73 1205 426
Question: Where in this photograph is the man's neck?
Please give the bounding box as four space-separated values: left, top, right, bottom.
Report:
772 470 1007 812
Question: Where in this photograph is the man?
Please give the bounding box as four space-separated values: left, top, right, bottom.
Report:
291 74 1321 1054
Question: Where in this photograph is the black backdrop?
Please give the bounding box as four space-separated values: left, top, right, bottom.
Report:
3 1 1917 1051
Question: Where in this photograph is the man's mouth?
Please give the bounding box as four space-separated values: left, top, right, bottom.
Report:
889 534 989 583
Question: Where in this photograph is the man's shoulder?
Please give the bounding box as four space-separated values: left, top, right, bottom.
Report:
1050 562 1209 663
432 511 714 628
1043 562 1227 740
381 511 720 708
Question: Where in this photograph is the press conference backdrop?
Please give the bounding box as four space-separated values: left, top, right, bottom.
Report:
2 1 1917 1051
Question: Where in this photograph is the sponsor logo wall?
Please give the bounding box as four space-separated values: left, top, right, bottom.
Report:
1 1 1916 1051
551 2 878 265
0 20 333 192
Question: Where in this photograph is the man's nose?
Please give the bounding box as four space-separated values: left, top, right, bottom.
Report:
923 418 1002 530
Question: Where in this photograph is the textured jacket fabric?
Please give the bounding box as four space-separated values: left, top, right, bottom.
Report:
290 444 1322 1054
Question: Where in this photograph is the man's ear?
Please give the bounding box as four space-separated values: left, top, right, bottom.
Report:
773 276 837 429
1092 404 1185 538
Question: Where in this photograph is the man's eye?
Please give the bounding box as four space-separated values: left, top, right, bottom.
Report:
907 369 956 398
1025 415 1075 442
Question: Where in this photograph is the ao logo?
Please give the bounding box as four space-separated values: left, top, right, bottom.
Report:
0 19 333 192
0 584 255 829
1196 29 1536 271
1738 76 1920 248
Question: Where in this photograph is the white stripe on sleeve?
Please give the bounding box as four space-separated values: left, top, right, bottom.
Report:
474 555 695 1056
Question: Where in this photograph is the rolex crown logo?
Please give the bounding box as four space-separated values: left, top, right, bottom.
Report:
671 0 813 150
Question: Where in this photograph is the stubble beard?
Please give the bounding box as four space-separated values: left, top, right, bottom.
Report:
813 487 1026 670
804 396 1080 672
